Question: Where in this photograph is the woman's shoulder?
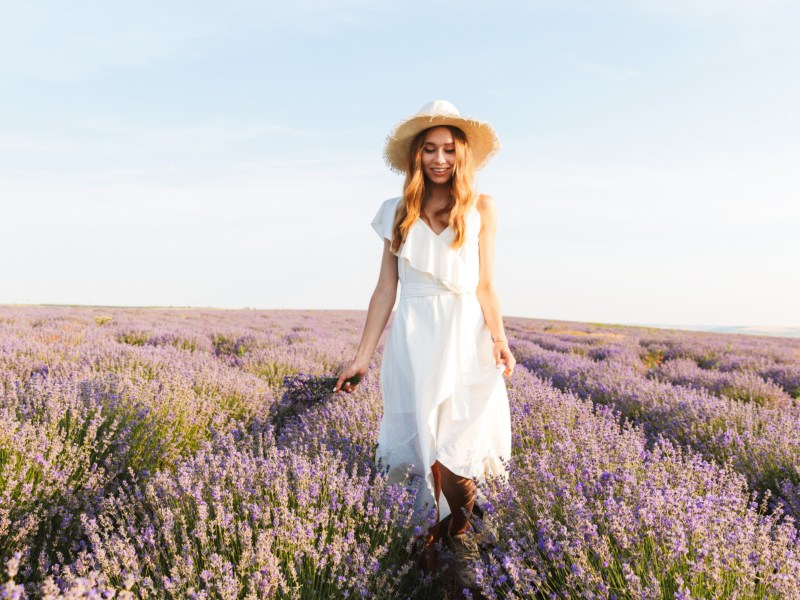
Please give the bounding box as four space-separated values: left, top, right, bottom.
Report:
474 193 496 220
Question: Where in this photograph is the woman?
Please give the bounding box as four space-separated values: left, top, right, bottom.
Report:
334 100 514 589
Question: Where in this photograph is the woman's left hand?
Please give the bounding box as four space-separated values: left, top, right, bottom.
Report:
493 341 515 377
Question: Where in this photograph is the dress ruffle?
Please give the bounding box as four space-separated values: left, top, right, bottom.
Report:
397 224 471 293
371 196 481 293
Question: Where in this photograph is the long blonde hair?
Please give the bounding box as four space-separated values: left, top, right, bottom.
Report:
390 126 476 253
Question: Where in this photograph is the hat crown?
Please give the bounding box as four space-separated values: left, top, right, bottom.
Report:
418 99 461 118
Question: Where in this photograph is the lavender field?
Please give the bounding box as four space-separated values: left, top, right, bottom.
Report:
1 306 799 599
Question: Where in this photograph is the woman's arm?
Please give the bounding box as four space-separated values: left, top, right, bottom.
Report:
475 194 516 377
334 238 399 392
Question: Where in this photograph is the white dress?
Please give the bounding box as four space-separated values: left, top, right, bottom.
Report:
372 196 512 520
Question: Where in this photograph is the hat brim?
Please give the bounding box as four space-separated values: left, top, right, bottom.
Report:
383 114 500 174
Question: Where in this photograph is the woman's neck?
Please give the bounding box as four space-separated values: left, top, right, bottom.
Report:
423 183 451 210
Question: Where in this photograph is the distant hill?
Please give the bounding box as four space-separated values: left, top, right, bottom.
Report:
637 324 800 339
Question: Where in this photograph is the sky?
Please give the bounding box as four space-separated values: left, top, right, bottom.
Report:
1 0 798 328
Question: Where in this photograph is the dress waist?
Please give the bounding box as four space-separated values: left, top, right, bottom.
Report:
400 281 475 299
396 280 485 421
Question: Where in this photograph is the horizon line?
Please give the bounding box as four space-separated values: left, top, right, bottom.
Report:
1 303 798 338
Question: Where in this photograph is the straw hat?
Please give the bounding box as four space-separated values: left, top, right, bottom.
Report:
383 100 500 174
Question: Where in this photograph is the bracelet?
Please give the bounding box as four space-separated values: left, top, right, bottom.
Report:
493 338 508 345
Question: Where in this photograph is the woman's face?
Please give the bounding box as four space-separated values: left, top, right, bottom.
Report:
421 126 455 184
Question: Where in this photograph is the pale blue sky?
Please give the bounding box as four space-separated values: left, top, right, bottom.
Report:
1 0 798 328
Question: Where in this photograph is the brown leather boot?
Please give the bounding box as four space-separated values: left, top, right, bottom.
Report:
446 528 480 590
418 522 444 574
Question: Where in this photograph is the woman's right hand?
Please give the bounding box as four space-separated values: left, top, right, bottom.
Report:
334 361 369 394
